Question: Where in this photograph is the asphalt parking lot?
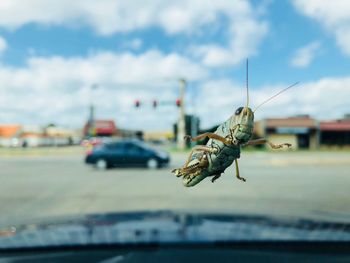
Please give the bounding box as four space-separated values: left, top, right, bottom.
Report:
0 148 350 226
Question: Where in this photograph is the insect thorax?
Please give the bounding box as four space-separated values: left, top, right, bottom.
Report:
206 118 241 174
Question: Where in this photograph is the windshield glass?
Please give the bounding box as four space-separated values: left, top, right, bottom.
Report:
0 0 350 249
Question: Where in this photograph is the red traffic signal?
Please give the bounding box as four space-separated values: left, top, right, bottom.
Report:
176 99 181 107
135 100 141 108
152 100 158 108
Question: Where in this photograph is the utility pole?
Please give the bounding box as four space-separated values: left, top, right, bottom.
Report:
190 85 198 148
177 79 186 150
88 84 98 137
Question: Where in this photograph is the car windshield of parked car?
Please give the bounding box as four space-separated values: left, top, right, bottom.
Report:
0 0 350 251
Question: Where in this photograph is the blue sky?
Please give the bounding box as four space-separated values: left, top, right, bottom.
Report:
0 0 349 130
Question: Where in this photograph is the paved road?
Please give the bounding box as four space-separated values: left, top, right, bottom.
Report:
0 150 350 226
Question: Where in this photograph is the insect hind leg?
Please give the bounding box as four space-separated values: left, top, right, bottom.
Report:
183 146 217 168
172 146 216 178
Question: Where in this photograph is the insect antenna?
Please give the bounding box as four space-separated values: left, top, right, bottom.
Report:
246 59 249 108
253 81 299 112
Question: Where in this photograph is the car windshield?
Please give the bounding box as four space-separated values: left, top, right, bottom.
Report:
1 0 350 250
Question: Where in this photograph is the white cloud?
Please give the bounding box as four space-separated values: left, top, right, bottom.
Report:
290 41 321 68
128 38 143 50
1 49 350 130
0 36 7 55
188 1 268 67
0 0 268 67
251 77 350 121
0 50 206 130
292 0 350 55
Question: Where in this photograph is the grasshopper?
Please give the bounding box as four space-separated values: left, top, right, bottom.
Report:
172 60 298 187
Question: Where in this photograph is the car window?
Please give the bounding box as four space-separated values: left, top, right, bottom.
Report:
125 143 144 154
105 143 123 151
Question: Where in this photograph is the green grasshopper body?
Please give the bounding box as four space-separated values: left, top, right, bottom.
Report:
172 60 296 187
173 107 255 187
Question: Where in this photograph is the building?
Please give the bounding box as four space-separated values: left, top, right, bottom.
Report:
45 126 80 146
0 124 22 147
254 115 319 149
83 120 117 137
20 125 47 147
0 124 80 147
143 131 173 143
320 118 350 147
256 115 350 149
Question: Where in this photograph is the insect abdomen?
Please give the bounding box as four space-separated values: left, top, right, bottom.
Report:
206 118 241 173
182 118 240 187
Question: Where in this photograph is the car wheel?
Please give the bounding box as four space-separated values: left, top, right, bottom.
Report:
147 158 158 169
96 159 108 170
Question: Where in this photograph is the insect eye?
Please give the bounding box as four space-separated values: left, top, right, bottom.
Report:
235 107 243 115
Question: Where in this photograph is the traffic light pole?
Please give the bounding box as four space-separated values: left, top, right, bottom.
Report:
177 79 186 150
133 79 188 150
88 84 98 137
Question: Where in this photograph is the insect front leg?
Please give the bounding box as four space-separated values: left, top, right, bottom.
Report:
244 138 292 149
234 159 246 182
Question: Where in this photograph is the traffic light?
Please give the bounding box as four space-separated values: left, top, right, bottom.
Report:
135 99 140 108
152 100 158 108
176 99 181 107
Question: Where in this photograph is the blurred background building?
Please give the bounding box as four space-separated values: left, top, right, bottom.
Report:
0 124 80 147
255 115 318 149
1 114 350 149
255 114 350 149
